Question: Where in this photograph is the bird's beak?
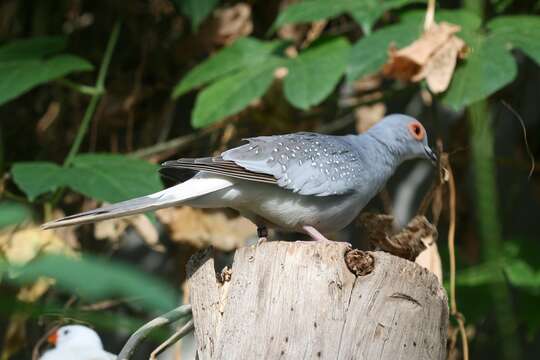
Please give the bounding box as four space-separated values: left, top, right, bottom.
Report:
47 331 58 346
424 145 437 165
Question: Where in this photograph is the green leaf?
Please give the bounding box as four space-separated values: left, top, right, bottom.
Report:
0 201 32 229
504 259 540 293
272 1 352 31
346 21 420 82
68 154 162 203
191 58 283 128
442 33 517 110
1 254 177 311
284 37 350 109
488 16 540 65
0 37 93 106
0 36 66 61
11 155 162 203
174 0 219 31
401 9 482 36
456 262 505 287
11 162 66 201
272 0 420 34
348 0 423 34
172 37 285 98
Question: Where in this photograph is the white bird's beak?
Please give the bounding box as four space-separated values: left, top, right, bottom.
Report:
47 331 58 346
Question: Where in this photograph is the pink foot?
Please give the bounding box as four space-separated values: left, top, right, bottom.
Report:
302 225 332 242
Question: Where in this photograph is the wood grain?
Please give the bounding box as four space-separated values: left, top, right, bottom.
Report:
187 241 448 360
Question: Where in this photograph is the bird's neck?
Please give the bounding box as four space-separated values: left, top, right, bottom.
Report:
350 133 402 171
346 134 401 192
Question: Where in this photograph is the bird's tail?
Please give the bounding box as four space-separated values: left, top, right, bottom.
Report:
41 175 233 229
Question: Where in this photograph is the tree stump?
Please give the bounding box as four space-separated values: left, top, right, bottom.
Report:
187 241 448 360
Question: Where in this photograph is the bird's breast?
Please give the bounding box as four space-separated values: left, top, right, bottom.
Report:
200 181 368 233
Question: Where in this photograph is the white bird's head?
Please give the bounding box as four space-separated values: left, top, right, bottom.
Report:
48 325 104 350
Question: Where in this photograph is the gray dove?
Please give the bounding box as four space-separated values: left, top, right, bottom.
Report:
42 114 437 242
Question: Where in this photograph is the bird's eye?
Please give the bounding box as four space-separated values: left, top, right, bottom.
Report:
407 121 425 141
63 329 70 335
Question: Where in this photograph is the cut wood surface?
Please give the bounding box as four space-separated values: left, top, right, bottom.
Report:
187 241 448 360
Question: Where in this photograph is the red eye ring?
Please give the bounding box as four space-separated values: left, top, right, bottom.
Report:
408 121 425 141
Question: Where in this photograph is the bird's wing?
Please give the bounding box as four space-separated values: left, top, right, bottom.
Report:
162 133 364 196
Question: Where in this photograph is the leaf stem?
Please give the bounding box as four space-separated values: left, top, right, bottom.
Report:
48 21 121 207
63 20 121 167
56 78 104 97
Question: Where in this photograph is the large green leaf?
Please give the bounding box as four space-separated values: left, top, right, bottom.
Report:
271 0 420 34
348 0 423 34
172 37 284 98
191 58 283 128
11 155 162 203
11 162 67 201
1 254 177 311
0 36 66 61
284 37 350 109
488 16 540 65
456 261 505 287
69 154 162 203
504 259 540 293
174 0 219 31
346 21 420 82
0 201 32 229
401 9 481 35
0 37 93 106
442 33 517 110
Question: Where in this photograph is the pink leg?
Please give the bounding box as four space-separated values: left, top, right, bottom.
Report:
302 225 332 242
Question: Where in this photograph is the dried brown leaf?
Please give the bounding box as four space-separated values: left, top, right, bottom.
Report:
0 226 75 265
212 3 253 45
355 103 386 133
383 22 466 93
156 207 256 250
415 235 443 283
417 36 465 93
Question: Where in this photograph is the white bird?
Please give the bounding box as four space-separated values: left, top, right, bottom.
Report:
39 325 116 360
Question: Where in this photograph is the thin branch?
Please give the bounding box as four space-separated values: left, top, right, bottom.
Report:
130 130 210 159
117 304 192 360
149 319 195 360
424 0 436 30
501 100 535 179
444 153 469 360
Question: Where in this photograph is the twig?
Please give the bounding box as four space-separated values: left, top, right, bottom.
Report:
424 0 436 30
130 131 209 159
149 319 194 360
32 325 60 360
444 154 469 360
501 100 535 179
117 304 192 360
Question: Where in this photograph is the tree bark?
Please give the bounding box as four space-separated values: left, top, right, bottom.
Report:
187 241 448 360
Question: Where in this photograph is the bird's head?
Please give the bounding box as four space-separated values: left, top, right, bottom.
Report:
367 114 437 165
47 325 104 350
